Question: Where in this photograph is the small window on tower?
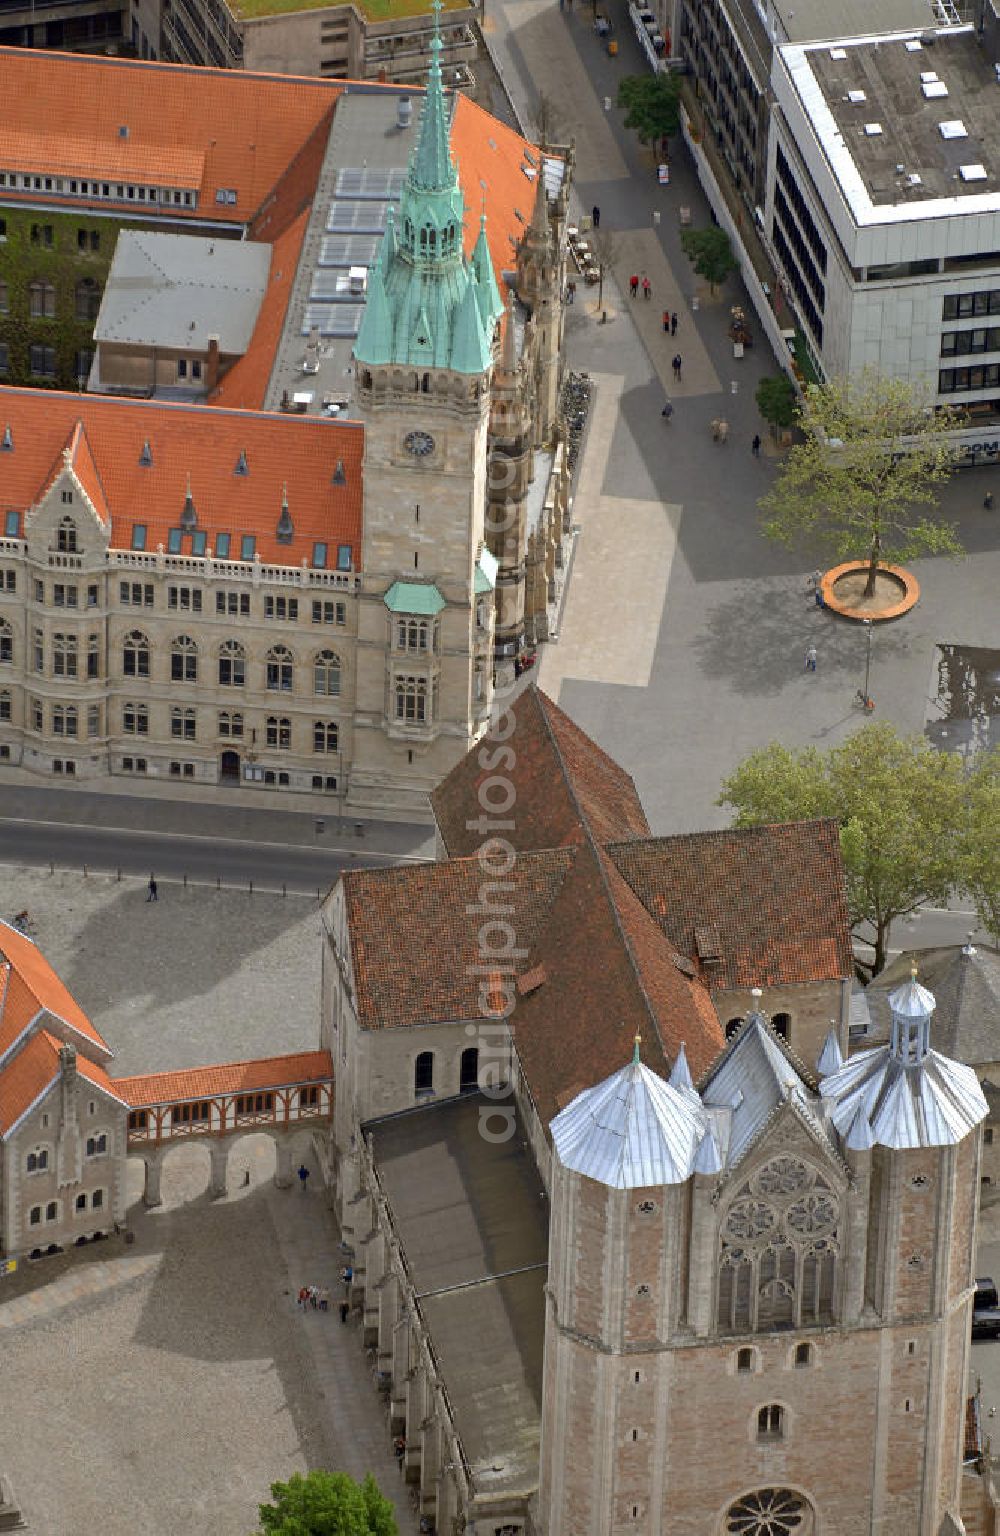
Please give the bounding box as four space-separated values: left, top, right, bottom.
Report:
736 1348 753 1374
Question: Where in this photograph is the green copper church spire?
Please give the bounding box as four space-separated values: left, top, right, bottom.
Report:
354 0 500 376
411 0 453 192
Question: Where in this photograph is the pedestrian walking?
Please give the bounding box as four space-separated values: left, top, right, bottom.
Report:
662 310 670 333
671 353 682 381
711 418 720 441
146 874 158 902
661 399 673 420
308 1285 319 1310
985 491 994 510
629 274 639 298
340 1263 353 1291
297 1163 310 1192
807 569 822 593
670 312 678 336
814 586 825 609
319 1286 330 1312
394 1436 407 1469
592 205 601 228
642 276 651 301
805 645 818 673
339 1300 349 1323
752 433 761 457
717 419 729 444
297 1286 309 1310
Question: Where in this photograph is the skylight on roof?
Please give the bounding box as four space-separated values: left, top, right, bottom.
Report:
905 38 922 50
864 123 883 137
920 70 939 82
829 46 847 59
940 120 968 140
960 163 988 182
923 80 948 98
848 90 866 104
907 172 923 185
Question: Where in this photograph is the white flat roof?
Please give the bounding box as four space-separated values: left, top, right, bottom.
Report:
780 25 1000 228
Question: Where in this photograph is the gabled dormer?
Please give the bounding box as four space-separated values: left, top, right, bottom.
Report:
23 423 111 570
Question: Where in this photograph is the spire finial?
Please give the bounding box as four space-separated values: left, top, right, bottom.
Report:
632 1033 641 1066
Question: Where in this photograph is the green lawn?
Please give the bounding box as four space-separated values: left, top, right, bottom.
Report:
233 0 471 23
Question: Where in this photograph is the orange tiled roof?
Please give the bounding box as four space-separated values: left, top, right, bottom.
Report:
208 210 309 412
113 1049 333 1107
1 388 363 568
0 48 342 224
0 919 111 1064
451 95 542 301
0 1029 123 1137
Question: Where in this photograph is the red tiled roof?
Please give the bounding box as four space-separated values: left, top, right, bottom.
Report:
607 820 854 989
1 388 363 568
113 1049 333 1107
0 1030 122 1137
0 48 342 225
431 688 649 857
0 919 111 1064
208 210 309 412
343 852 575 1029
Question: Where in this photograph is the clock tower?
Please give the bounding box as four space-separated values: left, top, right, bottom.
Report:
349 0 503 817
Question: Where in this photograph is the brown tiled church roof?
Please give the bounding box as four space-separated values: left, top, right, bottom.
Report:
606 820 854 989
431 687 650 857
342 851 575 1030
347 691 852 1135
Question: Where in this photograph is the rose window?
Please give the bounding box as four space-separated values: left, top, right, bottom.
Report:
726 1487 807 1534
755 1158 810 1196
725 1200 775 1242
786 1192 838 1236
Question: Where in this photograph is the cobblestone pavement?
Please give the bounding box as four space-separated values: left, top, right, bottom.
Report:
0 1144 416 1536
0 867 321 1075
0 870 416 1534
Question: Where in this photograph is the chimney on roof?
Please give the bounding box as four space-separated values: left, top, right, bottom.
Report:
332 459 347 485
0 424 12 452
181 475 197 532
139 439 153 467
206 334 220 393
234 448 249 477
276 485 293 544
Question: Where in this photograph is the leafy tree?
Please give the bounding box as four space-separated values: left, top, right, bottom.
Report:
679 226 738 295
257 1470 398 1536
617 73 680 146
961 747 1000 944
755 374 797 437
717 723 967 976
759 368 965 598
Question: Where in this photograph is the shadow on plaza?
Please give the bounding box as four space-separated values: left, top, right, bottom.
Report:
59 880 315 1017
690 578 913 699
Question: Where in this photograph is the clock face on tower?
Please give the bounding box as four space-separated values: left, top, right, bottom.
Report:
404 430 436 458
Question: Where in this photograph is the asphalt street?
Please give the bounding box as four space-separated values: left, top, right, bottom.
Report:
0 814 405 895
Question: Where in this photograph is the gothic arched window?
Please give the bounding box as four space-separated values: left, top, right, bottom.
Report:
266 645 293 692
716 1157 839 1335
314 650 341 697
122 629 149 678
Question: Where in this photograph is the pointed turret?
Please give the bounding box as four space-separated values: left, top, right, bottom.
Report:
668 1042 695 1095
450 280 491 375
473 209 503 333
356 266 394 366
816 1025 844 1077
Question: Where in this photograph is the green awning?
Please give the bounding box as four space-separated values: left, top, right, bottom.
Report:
474 547 498 594
383 581 446 616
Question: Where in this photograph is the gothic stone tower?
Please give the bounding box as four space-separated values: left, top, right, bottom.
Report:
349 4 503 815
537 978 986 1536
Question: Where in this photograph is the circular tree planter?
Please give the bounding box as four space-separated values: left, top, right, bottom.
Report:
820 561 920 622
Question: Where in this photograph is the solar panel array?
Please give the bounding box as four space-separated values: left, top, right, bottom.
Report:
335 167 407 200
301 303 367 338
305 167 404 338
319 235 381 269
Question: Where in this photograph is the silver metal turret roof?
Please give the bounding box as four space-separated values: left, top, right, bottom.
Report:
550 1039 710 1189
816 1026 844 1077
820 972 987 1149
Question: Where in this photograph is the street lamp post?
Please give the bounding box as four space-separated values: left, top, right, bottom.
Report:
863 619 873 704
